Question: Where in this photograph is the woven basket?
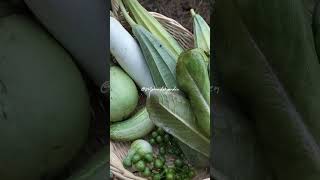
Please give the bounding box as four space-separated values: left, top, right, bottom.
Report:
110 1 209 179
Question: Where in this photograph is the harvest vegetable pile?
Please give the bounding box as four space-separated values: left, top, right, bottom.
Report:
110 0 210 179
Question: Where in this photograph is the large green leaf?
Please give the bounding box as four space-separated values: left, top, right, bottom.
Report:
213 89 273 180
211 49 272 180
177 140 209 168
146 91 210 157
214 0 320 179
304 0 318 23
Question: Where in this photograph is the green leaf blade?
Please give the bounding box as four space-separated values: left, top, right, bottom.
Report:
146 90 210 157
214 0 320 179
213 89 274 180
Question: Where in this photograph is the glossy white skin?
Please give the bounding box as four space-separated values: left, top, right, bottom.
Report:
24 0 107 87
110 17 155 90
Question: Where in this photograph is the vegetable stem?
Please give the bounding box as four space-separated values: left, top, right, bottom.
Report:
118 0 137 27
190 9 196 17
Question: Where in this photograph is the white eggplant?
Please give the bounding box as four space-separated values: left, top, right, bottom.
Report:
110 16 154 90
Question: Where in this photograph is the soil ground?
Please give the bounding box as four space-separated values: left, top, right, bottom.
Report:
139 0 211 31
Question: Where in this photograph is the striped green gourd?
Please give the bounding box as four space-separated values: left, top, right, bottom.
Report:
110 108 154 141
119 0 177 89
122 0 183 57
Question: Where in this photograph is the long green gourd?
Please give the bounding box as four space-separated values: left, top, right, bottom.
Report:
110 108 154 141
122 0 183 57
176 48 210 137
119 0 177 89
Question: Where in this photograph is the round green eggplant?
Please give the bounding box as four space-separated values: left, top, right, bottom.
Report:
0 14 90 180
110 66 138 122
